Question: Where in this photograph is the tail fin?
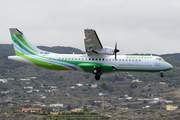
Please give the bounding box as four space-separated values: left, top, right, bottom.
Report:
9 28 43 56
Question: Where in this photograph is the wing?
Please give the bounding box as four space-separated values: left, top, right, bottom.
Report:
84 29 103 55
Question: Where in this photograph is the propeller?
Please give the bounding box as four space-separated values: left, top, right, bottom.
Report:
114 42 119 60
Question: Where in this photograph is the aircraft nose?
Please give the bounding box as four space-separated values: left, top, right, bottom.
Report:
167 63 173 69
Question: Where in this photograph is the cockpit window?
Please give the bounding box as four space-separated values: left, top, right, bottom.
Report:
156 57 164 61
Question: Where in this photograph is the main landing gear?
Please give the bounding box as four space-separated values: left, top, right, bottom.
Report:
93 67 101 80
160 71 164 77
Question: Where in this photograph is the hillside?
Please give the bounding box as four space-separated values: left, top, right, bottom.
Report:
0 44 180 119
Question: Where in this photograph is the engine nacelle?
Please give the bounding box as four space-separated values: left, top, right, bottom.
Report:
95 46 115 55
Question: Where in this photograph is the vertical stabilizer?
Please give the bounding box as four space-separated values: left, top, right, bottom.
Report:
9 28 43 56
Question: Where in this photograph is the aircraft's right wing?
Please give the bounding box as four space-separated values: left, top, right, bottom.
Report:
84 29 103 55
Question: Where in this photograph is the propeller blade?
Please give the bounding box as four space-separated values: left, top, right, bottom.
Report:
114 42 119 60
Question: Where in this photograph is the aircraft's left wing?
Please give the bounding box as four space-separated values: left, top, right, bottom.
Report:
84 29 103 55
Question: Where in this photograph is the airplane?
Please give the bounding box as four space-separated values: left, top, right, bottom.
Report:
8 28 173 80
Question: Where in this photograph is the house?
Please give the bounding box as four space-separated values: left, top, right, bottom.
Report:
48 104 63 107
6 97 12 102
76 83 83 86
124 95 128 98
1 91 10 94
91 84 97 88
132 79 141 83
126 97 132 100
166 105 178 110
24 100 30 103
22 108 42 113
29 77 36 80
51 86 58 89
118 98 123 100
0 79 7 83
7 78 15 80
66 93 70 96
40 84 44 88
159 82 166 85
71 108 83 112
143 105 150 108
20 78 30 81
26 90 33 93
24 86 33 89
50 112 60 115
70 86 75 89
166 101 173 103
45 90 52 93
33 89 39 92
41 96 46 99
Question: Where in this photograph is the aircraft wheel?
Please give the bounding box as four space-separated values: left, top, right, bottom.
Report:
95 75 100 80
160 73 164 77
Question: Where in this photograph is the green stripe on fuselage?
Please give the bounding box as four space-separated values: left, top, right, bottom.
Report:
16 51 68 70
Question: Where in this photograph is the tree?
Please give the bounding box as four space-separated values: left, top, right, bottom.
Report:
83 106 88 112
10 107 15 113
67 104 72 111
100 83 108 90
46 108 51 114
27 110 31 114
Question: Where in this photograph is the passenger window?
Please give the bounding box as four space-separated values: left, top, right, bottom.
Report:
99 58 101 61
126 59 128 61
119 59 121 61
92 58 94 60
122 59 124 61
96 58 98 60
132 59 134 61
89 58 91 60
139 59 141 61
102 59 104 61
109 59 111 61
129 59 131 61
75 58 77 60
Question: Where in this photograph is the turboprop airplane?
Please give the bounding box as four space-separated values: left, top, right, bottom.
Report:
8 28 173 80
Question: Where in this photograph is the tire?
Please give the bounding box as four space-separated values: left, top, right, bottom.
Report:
160 73 164 77
95 75 100 80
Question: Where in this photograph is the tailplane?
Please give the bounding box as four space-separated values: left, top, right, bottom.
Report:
9 28 44 56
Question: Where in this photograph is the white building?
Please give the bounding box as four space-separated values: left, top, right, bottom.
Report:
53 104 63 107
76 83 83 86
0 79 7 83
24 86 33 89
126 97 132 100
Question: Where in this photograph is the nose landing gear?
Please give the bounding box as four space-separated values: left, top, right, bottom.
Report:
160 71 164 77
93 67 101 80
